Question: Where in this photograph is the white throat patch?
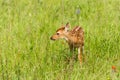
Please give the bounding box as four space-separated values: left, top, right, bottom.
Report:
64 37 68 41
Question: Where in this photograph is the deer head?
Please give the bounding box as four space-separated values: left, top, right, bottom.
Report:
50 23 70 41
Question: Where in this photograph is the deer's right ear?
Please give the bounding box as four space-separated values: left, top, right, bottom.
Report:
65 22 70 32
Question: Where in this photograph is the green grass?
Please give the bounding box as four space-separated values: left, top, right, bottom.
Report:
0 0 120 80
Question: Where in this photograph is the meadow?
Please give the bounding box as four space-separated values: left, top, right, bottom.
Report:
0 0 120 80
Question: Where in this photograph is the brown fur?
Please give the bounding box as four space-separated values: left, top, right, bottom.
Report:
50 23 84 64
56 27 65 32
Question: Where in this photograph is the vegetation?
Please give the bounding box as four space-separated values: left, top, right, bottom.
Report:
0 0 120 80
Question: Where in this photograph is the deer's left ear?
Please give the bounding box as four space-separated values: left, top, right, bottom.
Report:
65 22 70 32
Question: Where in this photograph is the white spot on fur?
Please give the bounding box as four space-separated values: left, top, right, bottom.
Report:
78 47 81 54
75 27 80 31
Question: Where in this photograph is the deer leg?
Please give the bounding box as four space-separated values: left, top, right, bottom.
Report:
69 45 76 57
68 45 77 62
78 45 83 64
69 45 74 52
65 45 73 62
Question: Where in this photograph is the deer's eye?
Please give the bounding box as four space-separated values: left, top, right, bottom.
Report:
56 33 59 35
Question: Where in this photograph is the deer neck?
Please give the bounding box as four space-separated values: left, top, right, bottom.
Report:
64 32 72 41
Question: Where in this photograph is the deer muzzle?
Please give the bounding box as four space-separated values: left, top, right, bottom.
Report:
50 37 55 41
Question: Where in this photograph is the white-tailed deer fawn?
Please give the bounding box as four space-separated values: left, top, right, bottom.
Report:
50 23 84 64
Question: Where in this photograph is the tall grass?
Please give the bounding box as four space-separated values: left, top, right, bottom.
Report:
0 0 120 80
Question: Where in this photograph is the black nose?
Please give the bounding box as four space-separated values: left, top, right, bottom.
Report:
50 37 52 40
50 37 55 40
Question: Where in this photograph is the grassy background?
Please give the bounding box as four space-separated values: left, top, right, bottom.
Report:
0 0 120 80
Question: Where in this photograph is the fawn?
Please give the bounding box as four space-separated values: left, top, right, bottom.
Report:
50 23 84 64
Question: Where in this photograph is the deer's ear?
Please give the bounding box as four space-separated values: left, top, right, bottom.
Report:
65 22 70 32
66 22 70 28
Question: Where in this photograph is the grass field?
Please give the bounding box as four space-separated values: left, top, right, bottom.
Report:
0 0 120 80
